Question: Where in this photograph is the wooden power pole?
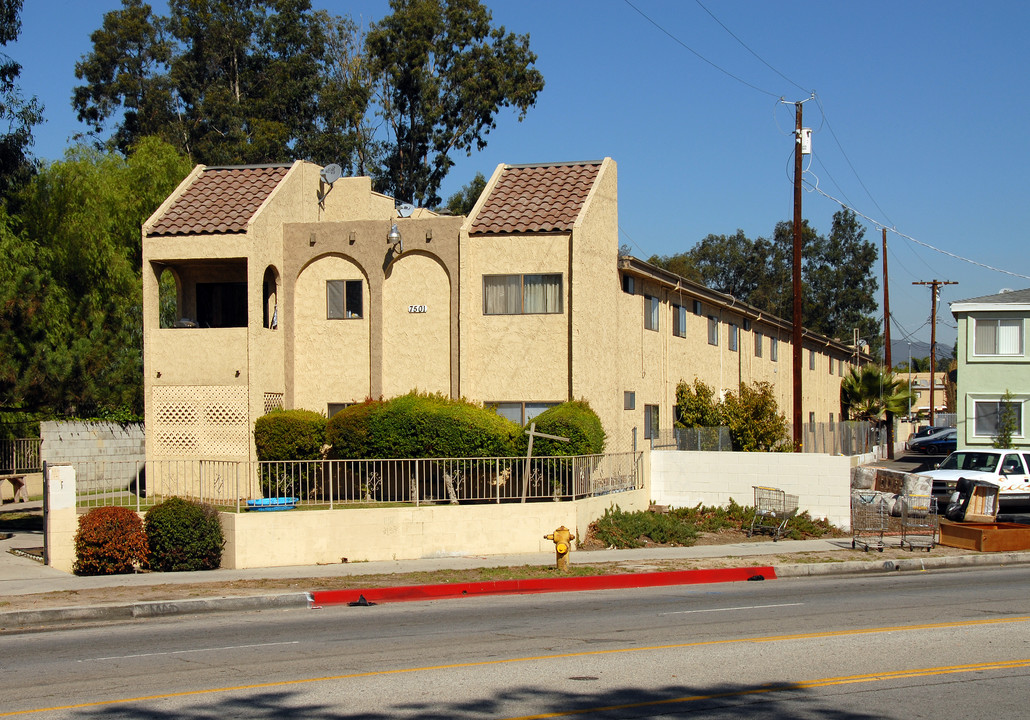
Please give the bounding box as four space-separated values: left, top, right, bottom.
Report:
913 279 958 426
882 228 894 458
792 101 804 451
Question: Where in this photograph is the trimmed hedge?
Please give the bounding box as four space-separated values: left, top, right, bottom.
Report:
525 400 605 456
326 392 522 459
74 506 148 576
254 409 326 461
145 497 225 572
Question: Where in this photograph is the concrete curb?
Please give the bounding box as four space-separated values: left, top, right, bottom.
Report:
0 592 312 631
5 552 1030 630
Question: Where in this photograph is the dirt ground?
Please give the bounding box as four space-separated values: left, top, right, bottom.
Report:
0 527 974 615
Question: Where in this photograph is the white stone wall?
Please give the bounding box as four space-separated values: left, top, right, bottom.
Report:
649 450 852 530
40 421 145 487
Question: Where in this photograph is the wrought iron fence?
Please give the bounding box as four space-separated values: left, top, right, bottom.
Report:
70 452 643 511
652 422 879 455
0 438 42 474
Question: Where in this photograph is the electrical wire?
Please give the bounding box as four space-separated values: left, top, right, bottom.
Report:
622 0 781 98
804 180 1030 281
694 0 810 96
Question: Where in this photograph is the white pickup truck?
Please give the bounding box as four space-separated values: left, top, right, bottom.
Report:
923 449 1030 508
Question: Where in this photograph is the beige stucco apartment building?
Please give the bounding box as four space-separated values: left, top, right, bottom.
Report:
142 158 860 466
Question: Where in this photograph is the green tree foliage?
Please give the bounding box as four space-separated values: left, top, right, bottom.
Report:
840 364 915 423
674 377 789 451
254 409 326 461
649 210 880 351
443 171 486 216
674 378 721 429
365 0 544 206
720 381 789 452
0 138 191 416
0 0 42 198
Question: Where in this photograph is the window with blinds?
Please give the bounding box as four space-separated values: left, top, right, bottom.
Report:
974 318 1023 356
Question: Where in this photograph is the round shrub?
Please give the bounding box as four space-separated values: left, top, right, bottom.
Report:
525 400 606 456
326 392 521 459
145 497 224 572
74 506 148 576
254 409 327 461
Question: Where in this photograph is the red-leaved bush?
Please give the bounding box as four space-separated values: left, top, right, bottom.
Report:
73 506 149 576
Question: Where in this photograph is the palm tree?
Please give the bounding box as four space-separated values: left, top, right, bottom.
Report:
840 364 915 423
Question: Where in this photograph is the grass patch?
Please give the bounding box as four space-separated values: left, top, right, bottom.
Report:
0 511 43 532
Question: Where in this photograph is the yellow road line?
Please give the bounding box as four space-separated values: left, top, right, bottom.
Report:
5 616 1030 717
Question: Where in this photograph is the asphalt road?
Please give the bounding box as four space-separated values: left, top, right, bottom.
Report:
3 564 1030 718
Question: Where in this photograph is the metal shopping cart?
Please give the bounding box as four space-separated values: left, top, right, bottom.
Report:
851 492 887 552
900 494 938 551
748 486 799 541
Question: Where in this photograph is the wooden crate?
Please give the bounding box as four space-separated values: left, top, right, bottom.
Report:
939 520 1030 552
963 485 1000 523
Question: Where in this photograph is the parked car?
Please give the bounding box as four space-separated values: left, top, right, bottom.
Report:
911 428 957 455
922 449 1030 508
905 425 951 451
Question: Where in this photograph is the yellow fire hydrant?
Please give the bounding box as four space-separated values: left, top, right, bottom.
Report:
544 525 575 571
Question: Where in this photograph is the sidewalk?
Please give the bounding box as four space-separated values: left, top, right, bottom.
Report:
4 500 1030 630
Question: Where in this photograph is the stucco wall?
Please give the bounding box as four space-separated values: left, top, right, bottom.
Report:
649 450 851 529
220 489 648 568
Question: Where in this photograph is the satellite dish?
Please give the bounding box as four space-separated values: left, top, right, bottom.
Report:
397 202 415 218
320 163 342 185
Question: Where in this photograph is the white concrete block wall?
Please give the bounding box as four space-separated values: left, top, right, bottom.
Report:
650 450 851 529
40 421 145 486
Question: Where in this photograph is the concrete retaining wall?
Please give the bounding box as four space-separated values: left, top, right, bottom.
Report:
649 451 851 529
220 488 649 568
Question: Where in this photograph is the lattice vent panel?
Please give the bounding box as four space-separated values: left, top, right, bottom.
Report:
264 392 284 415
152 385 249 458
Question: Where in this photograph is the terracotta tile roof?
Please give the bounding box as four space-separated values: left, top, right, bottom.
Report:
470 162 601 234
147 164 292 236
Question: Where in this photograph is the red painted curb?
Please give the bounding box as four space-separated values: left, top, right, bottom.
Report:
310 566 776 607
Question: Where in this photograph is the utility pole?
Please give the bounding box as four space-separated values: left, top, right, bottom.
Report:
913 280 958 426
882 228 894 458
791 100 807 451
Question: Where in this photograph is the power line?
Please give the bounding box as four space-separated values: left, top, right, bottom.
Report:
621 0 781 98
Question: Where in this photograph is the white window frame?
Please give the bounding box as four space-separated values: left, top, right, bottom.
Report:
728 323 738 352
770 337 778 362
672 304 686 338
972 396 1024 438
973 317 1024 357
707 316 719 346
754 331 763 358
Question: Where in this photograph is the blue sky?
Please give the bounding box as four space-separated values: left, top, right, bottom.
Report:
11 1 1030 354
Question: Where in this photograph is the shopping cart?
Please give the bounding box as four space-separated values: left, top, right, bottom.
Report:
851 492 887 552
748 486 799 541
900 494 938 551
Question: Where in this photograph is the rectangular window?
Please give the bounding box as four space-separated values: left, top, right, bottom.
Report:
644 295 659 331
692 300 703 316
771 337 779 362
839 358 844 376
829 412 835 431
672 304 686 338
829 355 834 374
624 391 635 410
728 323 738 352
328 403 351 418
644 404 659 439
489 401 559 425
707 316 719 346
755 331 763 358
809 349 815 370
621 274 635 294
973 398 1023 438
974 318 1023 356
809 411 816 431
327 279 363 319
483 274 563 315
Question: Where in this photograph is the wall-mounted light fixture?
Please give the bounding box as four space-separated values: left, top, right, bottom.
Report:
309 232 317 247
156 371 161 378
235 370 241 377
348 230 356 245
425 228 433 242
387 223 403 254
